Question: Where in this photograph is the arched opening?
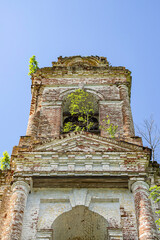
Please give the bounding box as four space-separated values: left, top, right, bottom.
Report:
62 89 99 134
52 206 108 240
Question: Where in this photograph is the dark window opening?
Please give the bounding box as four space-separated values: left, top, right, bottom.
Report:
62 91 99 134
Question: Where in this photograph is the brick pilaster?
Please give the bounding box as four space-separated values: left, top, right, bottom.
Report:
1 181 30 240
99 100 124 138
131 181 158 240
119 84 135 137
26 84 43 137
38 104 62 137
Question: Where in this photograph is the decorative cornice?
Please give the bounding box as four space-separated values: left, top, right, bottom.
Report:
32 56 131 78
31 131 145 152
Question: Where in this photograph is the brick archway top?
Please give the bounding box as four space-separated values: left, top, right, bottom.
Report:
59 88 105 101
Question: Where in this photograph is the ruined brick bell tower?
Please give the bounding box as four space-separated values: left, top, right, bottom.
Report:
0 56 159 240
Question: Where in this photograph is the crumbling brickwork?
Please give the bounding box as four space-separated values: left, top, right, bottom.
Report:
0 56 160 240
26 56 135 140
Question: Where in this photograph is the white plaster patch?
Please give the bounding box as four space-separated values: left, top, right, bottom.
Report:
37 201 71 229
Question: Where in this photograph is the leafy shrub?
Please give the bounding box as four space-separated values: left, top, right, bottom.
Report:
100 115 118 138
0 151 10 170
150 185 160 229
28 55 39 75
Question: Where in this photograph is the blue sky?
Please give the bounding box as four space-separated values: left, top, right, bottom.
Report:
0 0 160 158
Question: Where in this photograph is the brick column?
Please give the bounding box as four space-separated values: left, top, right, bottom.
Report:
131 181 158 240
26 85 41 136
119 84 135 137
2 181 30 240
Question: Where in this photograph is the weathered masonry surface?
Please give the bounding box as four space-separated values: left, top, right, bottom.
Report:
0 56 160 240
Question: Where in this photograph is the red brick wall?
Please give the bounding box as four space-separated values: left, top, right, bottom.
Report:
38 106 62 137
0 186 12 239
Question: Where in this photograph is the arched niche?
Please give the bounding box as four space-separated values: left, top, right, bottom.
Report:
52 205 108 240
62 89 100 133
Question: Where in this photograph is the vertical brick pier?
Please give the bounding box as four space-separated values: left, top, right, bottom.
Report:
1 181 30 240
119 84 135 137
131 181 158 240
